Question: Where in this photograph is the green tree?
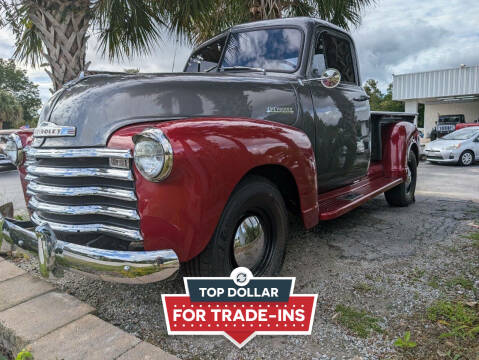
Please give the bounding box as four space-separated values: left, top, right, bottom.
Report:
0 0 164 90
0 89 23 129
0 59 41 127
363 79 404 112
160 0 376 45
1 0 375 91
363 79 383 110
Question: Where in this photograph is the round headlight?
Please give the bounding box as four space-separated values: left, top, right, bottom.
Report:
133 128 173 182
4 134 23 167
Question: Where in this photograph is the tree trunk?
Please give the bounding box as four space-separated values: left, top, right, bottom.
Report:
27 0 90 91
249 0 283 21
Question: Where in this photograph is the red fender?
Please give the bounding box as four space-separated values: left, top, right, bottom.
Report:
108 117 318 261
382 121 420 180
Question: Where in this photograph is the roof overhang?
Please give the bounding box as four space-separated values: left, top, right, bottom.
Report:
393 65 479 101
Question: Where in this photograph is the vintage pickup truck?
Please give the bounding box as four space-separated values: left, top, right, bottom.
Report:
1 17 419 283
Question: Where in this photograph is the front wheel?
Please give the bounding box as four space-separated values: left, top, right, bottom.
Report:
183 175 288 277
458 150 474 166
385 152 417 207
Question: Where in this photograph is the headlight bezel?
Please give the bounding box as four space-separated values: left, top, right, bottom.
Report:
445 144 461 150
4 133 23 167
132 128 173 182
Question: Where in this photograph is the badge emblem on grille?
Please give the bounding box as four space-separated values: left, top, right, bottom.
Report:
33 122 76 138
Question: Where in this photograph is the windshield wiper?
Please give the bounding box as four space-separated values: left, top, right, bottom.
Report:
221 66 266 74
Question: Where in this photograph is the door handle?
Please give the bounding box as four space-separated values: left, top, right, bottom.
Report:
353 95 370 102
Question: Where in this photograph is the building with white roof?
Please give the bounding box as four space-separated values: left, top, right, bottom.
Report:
393 65 479 138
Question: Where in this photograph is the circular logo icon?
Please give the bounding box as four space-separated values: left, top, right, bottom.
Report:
231 267 253 286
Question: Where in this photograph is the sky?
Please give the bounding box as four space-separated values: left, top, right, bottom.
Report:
0 0 478 104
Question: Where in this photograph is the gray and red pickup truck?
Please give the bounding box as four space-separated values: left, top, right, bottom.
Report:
1 17 419 283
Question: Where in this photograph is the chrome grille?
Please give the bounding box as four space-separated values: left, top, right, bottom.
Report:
25 147 142 245
437 124 455 132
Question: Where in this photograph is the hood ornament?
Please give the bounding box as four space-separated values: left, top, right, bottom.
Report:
33 122 76 138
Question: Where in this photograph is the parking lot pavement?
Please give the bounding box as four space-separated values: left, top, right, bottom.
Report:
3 161 479 359
0 167 26 214
416 162 479 202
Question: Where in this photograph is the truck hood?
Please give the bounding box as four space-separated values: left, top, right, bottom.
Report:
38 72 298 148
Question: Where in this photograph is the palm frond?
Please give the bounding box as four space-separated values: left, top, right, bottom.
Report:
92 0 165 60
13 22 45 66
0 0 45 66
310 0 376 30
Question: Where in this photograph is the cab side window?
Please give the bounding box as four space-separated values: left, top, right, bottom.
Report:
322 33 356 83
185 37 226 73
310 35 326 77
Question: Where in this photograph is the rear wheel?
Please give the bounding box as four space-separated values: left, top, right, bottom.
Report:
183 175 288 277
458 150 474 166
385 152 417 207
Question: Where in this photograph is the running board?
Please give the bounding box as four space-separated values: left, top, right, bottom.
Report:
318 177 403 220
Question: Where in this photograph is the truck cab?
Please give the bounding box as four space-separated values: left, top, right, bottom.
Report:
1 17 420 282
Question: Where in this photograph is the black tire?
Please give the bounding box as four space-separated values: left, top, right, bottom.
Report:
385 152 417 207
183 175 288 277
458 150 474 166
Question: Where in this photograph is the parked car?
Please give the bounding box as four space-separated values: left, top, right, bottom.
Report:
0 129 19 167
430 114 465 140
0 153 12 166
456 122 479 131
0 17 420 283
424 127 479 166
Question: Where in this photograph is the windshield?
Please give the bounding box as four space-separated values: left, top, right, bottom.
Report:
220 28 302 72
442 128 479 140
439 115 463 123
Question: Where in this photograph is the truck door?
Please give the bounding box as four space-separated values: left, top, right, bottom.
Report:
308 29 371 193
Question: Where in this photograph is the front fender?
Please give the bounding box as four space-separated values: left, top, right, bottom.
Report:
108 117 318 261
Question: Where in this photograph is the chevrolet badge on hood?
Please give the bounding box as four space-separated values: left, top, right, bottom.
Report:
34 122 76 138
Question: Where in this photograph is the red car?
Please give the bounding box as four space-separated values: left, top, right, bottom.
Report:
456 123 479 130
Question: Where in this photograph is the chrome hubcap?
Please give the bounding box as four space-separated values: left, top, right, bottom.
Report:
462 152 472 165
233 216 265 269
406 165 412 191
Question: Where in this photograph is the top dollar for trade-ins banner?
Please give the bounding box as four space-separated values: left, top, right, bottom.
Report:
162 267 318 348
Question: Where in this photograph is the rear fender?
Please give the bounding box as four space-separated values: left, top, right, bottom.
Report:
108 117 318 261
382 122 419 180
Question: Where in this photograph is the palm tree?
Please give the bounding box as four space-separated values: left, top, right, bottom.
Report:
159 0 375 45
1 0 374 91
0 0 163 90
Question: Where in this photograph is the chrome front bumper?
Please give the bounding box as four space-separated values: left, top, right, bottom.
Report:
0 215 179 284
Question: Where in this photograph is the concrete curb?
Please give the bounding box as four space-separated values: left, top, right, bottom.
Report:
0 259 178 360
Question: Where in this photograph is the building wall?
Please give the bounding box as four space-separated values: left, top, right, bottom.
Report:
423 101 479 137
393 65 479 101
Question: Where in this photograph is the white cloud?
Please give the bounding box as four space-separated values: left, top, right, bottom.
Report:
351 0 479 88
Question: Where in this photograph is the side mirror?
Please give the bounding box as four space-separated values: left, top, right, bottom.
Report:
301 68 341 88
320 68 341 89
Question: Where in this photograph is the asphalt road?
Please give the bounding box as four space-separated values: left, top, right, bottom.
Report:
2 161 478 214
0 165 26 214
4 160 479 359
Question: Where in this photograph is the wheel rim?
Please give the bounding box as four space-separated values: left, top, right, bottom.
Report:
462 152 473 165
233 216 266 271
405 164 412 191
